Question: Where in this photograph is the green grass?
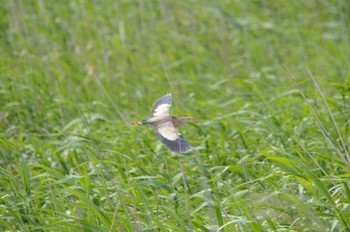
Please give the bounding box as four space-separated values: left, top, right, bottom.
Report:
1 0 350 231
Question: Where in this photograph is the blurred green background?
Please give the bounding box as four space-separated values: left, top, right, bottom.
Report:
1 0 350 231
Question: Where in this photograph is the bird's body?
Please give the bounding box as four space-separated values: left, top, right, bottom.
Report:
132 93 196 153
141 116 172 126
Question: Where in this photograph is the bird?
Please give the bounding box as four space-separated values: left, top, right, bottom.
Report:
132 93 196 153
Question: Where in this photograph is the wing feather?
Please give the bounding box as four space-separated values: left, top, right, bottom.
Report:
155 121 192 153
151 93 172 117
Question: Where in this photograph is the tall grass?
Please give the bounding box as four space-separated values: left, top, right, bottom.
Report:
1 0 350 231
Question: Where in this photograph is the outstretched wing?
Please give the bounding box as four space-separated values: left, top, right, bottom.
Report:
154 121 192 153
151 93 172 117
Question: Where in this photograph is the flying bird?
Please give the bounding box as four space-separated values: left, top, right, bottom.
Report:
132 93 196 153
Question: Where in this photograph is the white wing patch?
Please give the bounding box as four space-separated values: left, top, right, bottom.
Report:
158 123 178 140
151 93 172 117
152 104 171 117
155 121 192 153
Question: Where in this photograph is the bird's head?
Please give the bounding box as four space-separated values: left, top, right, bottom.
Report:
171 116 197 127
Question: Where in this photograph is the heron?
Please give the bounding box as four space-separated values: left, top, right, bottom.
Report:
132 93 196 153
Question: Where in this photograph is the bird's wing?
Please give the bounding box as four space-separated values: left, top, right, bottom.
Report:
151 93 172 117
154 121 192 153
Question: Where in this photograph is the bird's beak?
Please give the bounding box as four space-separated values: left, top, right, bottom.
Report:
187 117 199 122
132 121 142 125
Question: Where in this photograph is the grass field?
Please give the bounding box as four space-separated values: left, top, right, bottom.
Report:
1 0 350 231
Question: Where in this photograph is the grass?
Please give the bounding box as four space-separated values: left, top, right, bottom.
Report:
1 0 350 231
